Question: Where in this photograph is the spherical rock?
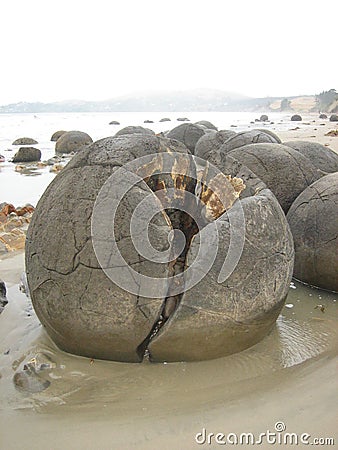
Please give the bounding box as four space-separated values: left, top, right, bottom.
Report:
114 126 155 137
221 129 281 154
227 143 323 212
319 113 327 119
12 137 38 145
109 121 120 125
55 131 93 154
291 114 302 121
159 118 171 122
284 140 338 173
50 130 67 141
26 134 294 363
259 114 269 122
167 123 206 153
194 129 236 164
287 173 338 292
194 120 218 131
329 114 338 122
12 147 41 163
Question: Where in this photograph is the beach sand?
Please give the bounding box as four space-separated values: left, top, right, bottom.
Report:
0 116 337 449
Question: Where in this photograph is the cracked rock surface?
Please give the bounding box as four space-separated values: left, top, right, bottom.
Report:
287 172 338 293
283 140 338 173
220 129 281 154
225 143 323 213
26 135 294 362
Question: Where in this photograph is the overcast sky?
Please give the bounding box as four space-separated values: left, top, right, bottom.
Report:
0 0 336 104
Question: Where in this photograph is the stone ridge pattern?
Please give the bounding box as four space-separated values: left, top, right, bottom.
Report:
26 134 294 363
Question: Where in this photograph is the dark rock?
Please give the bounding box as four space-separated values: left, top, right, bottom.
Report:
220 129 281 154
194 120 218 131
55 130 93 154
144 120 154 124
319 113 327 119
287 173 338 292
12 147 41 163
291 114 302 121
284 140 338 173
109 121 120 125
227 143 323 213
329 114 338 122
159 118 171 122
115 126 155 137
194 129 237 164
12 137 38 145
50 130 67 141
0 279 8 313
26 134 294 362
177 117 190 122
259 114 269 122
167 123 206 153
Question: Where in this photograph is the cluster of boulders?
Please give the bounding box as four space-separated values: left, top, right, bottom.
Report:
0 203 35 253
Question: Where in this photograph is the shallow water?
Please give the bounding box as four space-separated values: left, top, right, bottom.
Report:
0 252 337 449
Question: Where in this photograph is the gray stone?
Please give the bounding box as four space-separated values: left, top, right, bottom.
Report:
12 137 38 145
291 114 302 121
319 113 327 119
109 121 120 125
221 129 281 154
194 120 218 131
159 118 171 122
287 173 338 292
55 130 93 154
167 123 206 153
259 114 269 122
194 129 237 164
227 143 323 213
114 126 155 137
51 130 67 141
0 279 8 314
284 140 338 173
12 147 41 163
329 114 338 122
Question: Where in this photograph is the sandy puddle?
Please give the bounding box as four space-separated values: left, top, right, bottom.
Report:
0 252 337 449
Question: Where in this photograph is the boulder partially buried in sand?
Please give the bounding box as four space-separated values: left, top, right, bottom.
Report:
115 126 155 136
12 147 41 163
12 137 38 145
26 134 294 362
227 143 323 213
55 131 93 154
287 173 338 292
50 130 67 141
220 129 281 154
284 140 338 173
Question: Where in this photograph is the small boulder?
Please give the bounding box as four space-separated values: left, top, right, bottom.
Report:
291 114 302 121
115 126 155 137
50 130 67 141
12 137 38 145
55 131 93 154
259 114 269 122
287 173 338 292
159 118 171 122
12 147 41 163
144 120 154 124
319 113 327 119
167 123 206 153
194 120 218 131
0 279 8 313
177 117 190 122
329 114 338 122
109 121 120 125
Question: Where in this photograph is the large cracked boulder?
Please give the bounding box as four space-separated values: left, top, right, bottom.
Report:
55 130 93 154
167 123 206 153
194 120 218 131
287 173 338 292
194 129 237 164
284 140 338 173
221 129 281 154
12 147 41 163
26 134 294 362
227 143 323 213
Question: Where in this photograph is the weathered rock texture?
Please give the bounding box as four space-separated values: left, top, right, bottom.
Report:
284 140 338 173
12 137 38 145
12 147 41 163
26 135 294 362
55 131 93 154
167 123 206 153
51 130 67 141
287 173 338 292
194 130 237 164
220 129 281 154
114 126 155 136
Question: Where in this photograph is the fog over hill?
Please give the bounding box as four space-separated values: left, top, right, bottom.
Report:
0 88 333 113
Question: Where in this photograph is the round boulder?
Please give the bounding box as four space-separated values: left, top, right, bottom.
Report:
26 134 294 362
194 120 218 131
329 114 338 122
291 114 302 121
167 123 206 153
51 130 67 142
287 173 338 292
259 114 269 122
194 129 237 164
115 126 155 137
221 129 281 154
55 131 93 154
159 118 171 122
109 121 120 125
284 140 338 173
12 147 41 163
12 137 38 145
227 143 323 213
319 113 327 119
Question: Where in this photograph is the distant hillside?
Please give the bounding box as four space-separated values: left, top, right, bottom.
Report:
0 88 336 113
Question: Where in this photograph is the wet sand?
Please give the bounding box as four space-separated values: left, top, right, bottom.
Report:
0 116 337 449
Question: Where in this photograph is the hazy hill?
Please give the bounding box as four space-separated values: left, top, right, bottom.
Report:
0 88 336 113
